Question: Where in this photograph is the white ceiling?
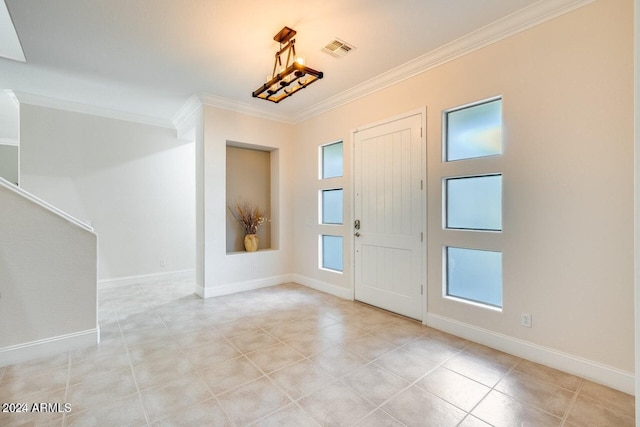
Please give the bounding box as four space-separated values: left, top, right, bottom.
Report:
0 0 590 127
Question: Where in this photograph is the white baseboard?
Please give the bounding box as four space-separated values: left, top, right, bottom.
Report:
0 328 99 368
425 313 635 395
292 274 353 300
99 269 196 288
197 274 296 298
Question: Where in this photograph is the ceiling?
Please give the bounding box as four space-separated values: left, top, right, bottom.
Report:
0 0 587 127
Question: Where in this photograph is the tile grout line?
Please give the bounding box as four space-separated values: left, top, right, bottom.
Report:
559 378 583 426
463 361 520 425
61 353 71 426
474 360 579 425
291 319 440 425
224 318 379 426
191 317 303 426
343 329 436 426
116 284 152 427
347 340 467 426
137 283 233 427
20 281 633 426
146 286 382 425
225 325 313 425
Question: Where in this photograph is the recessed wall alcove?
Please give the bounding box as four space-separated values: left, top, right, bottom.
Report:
225 141 278 253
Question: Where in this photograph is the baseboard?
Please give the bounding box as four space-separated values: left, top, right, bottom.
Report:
0 328 99 368
425 312 635 395
198 274 296 298
99 269 196 288
292 274 353 300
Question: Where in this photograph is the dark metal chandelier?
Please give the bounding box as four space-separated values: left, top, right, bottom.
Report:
252 26 323 103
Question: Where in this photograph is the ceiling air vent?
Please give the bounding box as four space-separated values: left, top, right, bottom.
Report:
322 38 356 58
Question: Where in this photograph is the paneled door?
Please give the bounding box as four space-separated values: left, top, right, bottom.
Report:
354 113 424 320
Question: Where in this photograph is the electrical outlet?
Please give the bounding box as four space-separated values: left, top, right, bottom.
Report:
521 313 532 328
160 259 166 268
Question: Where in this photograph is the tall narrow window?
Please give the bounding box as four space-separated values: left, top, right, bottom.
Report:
319 141 344 273
442 98 503 309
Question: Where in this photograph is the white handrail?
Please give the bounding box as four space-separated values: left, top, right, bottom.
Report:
0 176 95 233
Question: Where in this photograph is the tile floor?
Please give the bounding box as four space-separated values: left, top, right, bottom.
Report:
0 279 635 426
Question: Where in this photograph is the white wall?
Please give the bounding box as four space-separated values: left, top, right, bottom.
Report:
196 105 294 297
0 144 18 185
19 104 195 282
0 90 20 185
293 0 634 389
0 180 97 365
0 90 19 143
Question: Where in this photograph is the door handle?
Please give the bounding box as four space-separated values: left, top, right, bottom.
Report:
354 232 361 237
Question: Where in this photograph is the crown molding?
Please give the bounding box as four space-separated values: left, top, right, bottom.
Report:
10 0 596 130
12 91 174 129
172 93 295 131
3 90 19 106
173 0 594 125
200 94 294 125
172 94 202 134
291 0 596 123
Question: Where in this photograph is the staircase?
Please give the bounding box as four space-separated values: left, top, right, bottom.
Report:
0 177 98 366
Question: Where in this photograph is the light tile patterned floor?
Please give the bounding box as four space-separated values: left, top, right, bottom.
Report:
0 279 635 426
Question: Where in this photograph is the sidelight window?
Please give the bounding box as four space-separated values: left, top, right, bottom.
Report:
442 98 503 309
319 141 344 273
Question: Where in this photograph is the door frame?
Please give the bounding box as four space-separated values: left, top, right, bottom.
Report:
350 107 428 322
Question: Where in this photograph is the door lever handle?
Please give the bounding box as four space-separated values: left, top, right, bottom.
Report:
354 232 361 237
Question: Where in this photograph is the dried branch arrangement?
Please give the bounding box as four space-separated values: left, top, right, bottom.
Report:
229 202 267 235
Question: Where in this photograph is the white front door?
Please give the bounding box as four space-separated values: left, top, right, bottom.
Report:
354 113 424 320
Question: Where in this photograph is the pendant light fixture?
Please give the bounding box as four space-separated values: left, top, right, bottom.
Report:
252 26 323 103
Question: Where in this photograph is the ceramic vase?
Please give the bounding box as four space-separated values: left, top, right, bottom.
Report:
244 234 259 252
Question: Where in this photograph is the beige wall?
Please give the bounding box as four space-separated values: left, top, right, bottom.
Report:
293 0 634 376
634 0 639 406
226 145 272 252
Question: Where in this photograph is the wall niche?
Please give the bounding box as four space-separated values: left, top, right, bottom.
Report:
226 142 276 253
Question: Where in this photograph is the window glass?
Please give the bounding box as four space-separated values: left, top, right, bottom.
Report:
322 189 343 224
446 99 502 161
446 247 502 308
322 142 343 178
322 235 343 272
446 175 502 231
